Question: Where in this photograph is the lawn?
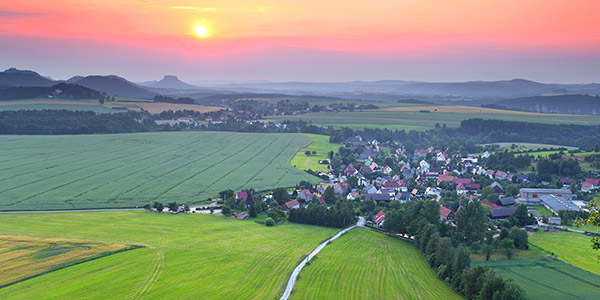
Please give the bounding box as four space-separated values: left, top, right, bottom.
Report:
529 231 600 275
0 211 338 299
473 258 600 300
0 235 130 288
290 228 460 300
0 132 318 210
290 134 339 172
266 105 600 130
531 205 554 217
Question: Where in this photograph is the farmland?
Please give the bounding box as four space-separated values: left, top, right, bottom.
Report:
0 235 130 288
267 105 600 130
290 229 460 300
290 134 339 172
529 231 600 275
473 258 600 300
0 211 338 299
0 132 317 211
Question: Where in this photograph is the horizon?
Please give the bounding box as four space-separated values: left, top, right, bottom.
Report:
1 1 599 83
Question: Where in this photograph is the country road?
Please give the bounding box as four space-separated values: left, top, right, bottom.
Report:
279 217 365 300
0 208 144 214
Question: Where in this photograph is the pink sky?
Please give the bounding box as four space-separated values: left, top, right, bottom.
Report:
1 0 599 82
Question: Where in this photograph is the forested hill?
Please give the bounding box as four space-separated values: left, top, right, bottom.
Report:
0 83 103 100
493 94 600 115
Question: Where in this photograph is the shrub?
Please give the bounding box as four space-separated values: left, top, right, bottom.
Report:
265 217 275 226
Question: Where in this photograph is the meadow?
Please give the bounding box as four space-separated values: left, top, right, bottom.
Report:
473 258 600 300
0 98 115 113
290 134 339 172
0 235 130 288
529 231 600 275
0 132 317 211
0 211 338 299
290 229 460 300
267 105 600 130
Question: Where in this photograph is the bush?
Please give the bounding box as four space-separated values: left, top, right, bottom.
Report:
222 206 232 216
265 217 275 226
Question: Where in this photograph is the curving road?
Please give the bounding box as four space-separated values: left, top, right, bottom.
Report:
279 217 365 300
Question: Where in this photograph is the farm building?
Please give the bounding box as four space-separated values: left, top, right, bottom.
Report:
517 188 573 205
490 207 516 220
548 217 562 225
496 196 516 207
539 195 581 215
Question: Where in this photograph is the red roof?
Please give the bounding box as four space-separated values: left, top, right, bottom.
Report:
282 200 299 210
585 178 600 185
383 181 401 188
236 191 248 199
481 201 499 209
486 170 495 175
374 210 385 225
454 178 473 185
317 197 325 204
440 206 453 219
495 171 507 177
301 189 312 196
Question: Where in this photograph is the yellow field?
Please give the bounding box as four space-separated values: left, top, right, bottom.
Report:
0 235 130 288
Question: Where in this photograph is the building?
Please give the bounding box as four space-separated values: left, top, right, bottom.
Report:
490 207 516 220
539 195 581 215
518 188 573 205
282 200 300 211
374 210 385 227
440 206 454 222
496 196 516 207
548 217 562 225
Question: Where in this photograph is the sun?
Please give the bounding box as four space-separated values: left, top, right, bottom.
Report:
194 25 208 37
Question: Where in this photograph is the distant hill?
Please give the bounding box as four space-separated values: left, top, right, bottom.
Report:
70 75 155 99
494 94 600 115
150 75 198 90
0 83 103 100
0 68 56 87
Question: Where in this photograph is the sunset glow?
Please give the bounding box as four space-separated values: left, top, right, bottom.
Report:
1 0 599 82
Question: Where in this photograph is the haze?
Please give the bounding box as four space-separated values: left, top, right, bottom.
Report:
1 0 599 83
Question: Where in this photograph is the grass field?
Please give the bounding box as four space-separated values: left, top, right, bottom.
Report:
290 229 460 300
530 231 600 275
480 142 578 151
0 132 317 210
0 98 116 113
473 258 600 300
290 134 339 172
267 105 600 130
0 211 338 299
531 206 555 217
0 235 130 288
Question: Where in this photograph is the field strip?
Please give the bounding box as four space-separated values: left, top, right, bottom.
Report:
131 223 167 300
500 267 585 299
154 134 272 200
70 134 224 200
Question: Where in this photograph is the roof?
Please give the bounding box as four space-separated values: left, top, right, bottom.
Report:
374 210 385 225
540 195 581 212
497 197 516 206
282 200 299 210
495 171 507 177
560 177 573 184
481 201 499 209
383 181 402 188
490 207 516 219
236 191 248 199
585 178 600 185
454 177 473 185
440 206 453 219
520 188 572 194
365 193 394 201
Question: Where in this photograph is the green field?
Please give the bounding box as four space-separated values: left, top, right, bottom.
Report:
291 229 460 300
530 231 600 275
0 211 338 299
0 104 116 113
290 134 339 171
531 206 554 217
267 105 600 130
0 132 317 210
480 142 578 151
473 258 600 300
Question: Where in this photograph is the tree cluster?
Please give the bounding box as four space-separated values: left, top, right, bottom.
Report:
288 201 357 228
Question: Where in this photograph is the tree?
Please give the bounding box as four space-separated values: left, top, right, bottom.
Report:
509 226 528 249
323 186 336 204
184 204 190 212
483 245 493 261
221 206 232 216
595 143 599 153
152 201 164 212
209 207 214 214
168 202 178 212
455 199 487 244
501 238 514 259
513 204 534 226
304 150 311 156
249 203 257 217
272 187 290 205
463 266 493 300
99 97 105 104
478 275 505 300
452 246 471 278
265 217 275 226
578 198 600 258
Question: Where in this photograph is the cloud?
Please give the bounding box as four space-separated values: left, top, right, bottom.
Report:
0 9 49 19
249 4 276 13
169 6 217 11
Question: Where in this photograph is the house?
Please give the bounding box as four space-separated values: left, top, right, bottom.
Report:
560 178 573 187
316 187 325 194
345 164 358 176
490 182 504 195
485 169 495 178
495 171 508 180
383 181 402 191
364 185 378 195
282 200 300 211
365 193 394 201
496 196 516 207
490 207 516 220
395 192 411 202
236 191 248 201
514 173 531 183
436 153 446 162
438 175 456 185
360 166 372 174
334 182 348 195
440 206 454 221
374 211 385 227
419 160 430 173
346 191 359 201
297 189 312 201
582 178 600 192
456 182 480 195
454 177 474 185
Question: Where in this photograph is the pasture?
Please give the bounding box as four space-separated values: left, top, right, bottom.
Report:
0 211 338 299
473 258 600 300
529 231 600 275
290 134 339 172
290 229 460 300
0 235 130 288
0 132 317 211
266 105 600 130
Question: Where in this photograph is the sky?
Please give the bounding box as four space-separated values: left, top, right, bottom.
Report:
0 0 599 83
